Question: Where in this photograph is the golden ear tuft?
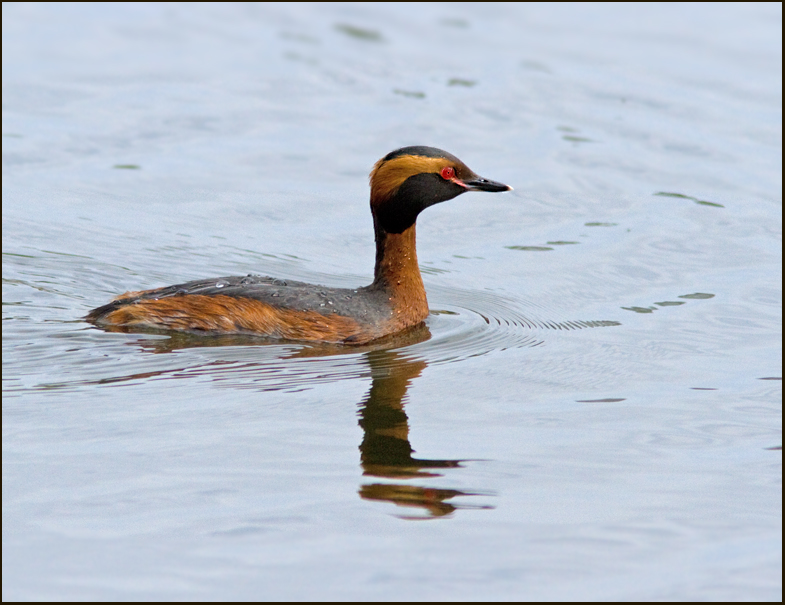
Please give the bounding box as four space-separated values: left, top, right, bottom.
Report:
369 155 452 203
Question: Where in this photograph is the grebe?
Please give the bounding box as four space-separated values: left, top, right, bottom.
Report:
86 146 511 344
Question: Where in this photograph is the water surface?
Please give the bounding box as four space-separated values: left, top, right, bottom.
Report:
2 3 781 600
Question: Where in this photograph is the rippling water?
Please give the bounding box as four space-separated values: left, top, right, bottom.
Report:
3 3 781 601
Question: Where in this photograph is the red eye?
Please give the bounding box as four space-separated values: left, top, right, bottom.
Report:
440 166 455 180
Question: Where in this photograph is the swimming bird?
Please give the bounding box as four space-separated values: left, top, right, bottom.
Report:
86 146 511 344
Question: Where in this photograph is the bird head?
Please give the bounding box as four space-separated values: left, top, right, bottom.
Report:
369 146 511 234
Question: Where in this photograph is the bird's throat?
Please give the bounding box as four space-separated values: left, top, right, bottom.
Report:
371 221 428 321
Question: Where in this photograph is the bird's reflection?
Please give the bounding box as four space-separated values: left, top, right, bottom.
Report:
357 348 493 519
359 350 449 477
86 323 494 518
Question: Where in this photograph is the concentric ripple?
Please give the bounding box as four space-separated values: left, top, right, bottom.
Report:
406 284 621 365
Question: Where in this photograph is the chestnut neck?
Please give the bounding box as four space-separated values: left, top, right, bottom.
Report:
370 217 428 313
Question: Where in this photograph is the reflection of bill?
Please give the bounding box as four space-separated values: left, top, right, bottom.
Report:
359 484 490 519
357 348 494 519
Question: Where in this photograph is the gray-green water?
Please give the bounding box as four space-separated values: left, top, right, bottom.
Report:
3 3 781 600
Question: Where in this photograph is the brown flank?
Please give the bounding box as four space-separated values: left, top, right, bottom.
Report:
96 294 376 343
